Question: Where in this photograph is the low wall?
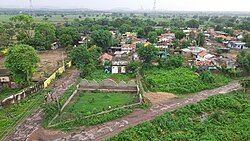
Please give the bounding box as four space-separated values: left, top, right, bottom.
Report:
78 79 138 92
0 61 72 107
0 82 43 107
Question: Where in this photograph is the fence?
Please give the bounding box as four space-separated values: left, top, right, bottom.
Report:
0 61 72 107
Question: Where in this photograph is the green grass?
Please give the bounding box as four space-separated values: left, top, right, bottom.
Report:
0 87 21 101
63 91 136 116
0 91 44 140
85 69 135 82
108 91 250 141
43 91 137 131
143 67 230 94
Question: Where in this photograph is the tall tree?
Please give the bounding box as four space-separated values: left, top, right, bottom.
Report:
148 31 158 43
4 44 39 86
33 22 56 50
186 19 200 28
57 27 79 47
90 29 113 51
196 33 205 46
70 45 99 77
137 43 159 64
10 14 34 44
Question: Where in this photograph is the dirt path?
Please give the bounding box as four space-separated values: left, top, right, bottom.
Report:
28 81 241 141
3 69 80 141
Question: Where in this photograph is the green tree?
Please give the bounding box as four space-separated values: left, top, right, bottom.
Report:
69 45 96 77
57 27 79 47
137 43 159 64
33 22 56 50
240 78 250 92
119 24 131 34
148 31 158 43
174 30 186 40
90 29 113 51
237 50 250 72
196 33 205 46
199 71 215 83
10 14 34 44
186 19 200 28
127 61 140 73
4 44 39 86
160 55 184 69
243 33 250 47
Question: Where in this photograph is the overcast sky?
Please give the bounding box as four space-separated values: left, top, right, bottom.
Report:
0 0 250 11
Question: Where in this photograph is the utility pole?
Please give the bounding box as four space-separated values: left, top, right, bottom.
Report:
29 0 33 15
153 0 156 11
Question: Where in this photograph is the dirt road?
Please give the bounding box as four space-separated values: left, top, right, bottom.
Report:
3 69 79 141
27 81 241 141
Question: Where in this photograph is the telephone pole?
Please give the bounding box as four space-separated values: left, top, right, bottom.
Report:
29 0 33 15
153 0 156 11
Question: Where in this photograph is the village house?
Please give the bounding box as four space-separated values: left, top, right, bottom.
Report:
112 53 129 74
99 53 113 64
227 41 247 49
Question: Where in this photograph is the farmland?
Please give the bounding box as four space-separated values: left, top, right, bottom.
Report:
108 91 250 141
143 67 231 94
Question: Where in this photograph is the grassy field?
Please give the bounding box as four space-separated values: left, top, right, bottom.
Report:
143 67 230 94
0 91 45 140
43 91 137 131
85 69 136 82
108 91 250 141
63 91 136 116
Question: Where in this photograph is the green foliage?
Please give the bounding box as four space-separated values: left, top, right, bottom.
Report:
0 87 21 101
199 71 215 83
243 33 250 47
57 27 79 47
237 50 250 72
109 91 250 141
0 91 44 139
127 61 140 74
44 91 136 131
143 67 230 94
196 33 205 46
119 24 132 34
137 44 159 64
4 44 39 86
240 78 250 90
90 29 113 50
186 19 200 28
69 45 97 77
173 30 186 40
159 55 184 69
33 22 56 50
148 31 158 43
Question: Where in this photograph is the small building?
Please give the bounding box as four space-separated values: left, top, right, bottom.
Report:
227 41 247 49
51 42 61 50
112 56 129 74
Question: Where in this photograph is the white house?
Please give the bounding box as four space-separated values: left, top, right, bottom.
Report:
112 58 128 74
227 41 247 49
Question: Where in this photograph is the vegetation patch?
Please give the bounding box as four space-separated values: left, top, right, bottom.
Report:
0 87 21 101
43 91 138 131
109 91 250 141
0 91 44 139
143 67 230 94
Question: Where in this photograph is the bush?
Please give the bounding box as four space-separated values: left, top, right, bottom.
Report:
199 71 215 83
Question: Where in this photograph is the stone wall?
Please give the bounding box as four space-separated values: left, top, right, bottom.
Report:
78 79 137 92
0 82 44 107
